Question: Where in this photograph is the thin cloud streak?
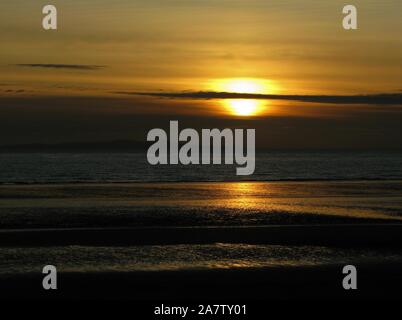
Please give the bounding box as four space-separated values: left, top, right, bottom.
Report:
116 91 402 106
13 64 106 70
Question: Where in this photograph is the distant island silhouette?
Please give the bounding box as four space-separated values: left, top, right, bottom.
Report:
0 140 148 153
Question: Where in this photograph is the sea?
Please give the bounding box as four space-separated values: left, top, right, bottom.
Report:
0 151 401 184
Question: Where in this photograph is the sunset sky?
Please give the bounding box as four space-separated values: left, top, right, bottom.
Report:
0 0 401 149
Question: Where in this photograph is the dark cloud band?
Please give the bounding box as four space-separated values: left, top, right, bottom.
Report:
116 91 402 106
14 64 105 70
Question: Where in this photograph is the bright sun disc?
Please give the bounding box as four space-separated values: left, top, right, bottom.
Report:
225 80 262 94
212 78 270 94
226 99 261 116
209 78 276 116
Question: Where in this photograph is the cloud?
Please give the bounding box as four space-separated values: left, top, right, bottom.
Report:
3 89 26 93
116 91 402 105
13 64 105 70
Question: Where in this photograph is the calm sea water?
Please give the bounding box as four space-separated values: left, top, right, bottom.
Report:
0 152 401 184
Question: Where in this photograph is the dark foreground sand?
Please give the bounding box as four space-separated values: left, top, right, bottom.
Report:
1 224 401 300
1 263 402 300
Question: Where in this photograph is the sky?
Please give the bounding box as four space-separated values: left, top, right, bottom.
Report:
0 0 401 150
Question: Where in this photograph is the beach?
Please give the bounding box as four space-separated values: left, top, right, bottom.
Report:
1 180 401 300
1 180 402 229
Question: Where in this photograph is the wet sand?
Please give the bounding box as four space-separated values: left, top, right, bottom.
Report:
0 225 402 247
0 180 401 229
0 180 401 300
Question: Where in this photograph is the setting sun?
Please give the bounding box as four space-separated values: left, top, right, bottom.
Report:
225 99 261 116
211 78 274 94
224 79 264 94
209 78 275 116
